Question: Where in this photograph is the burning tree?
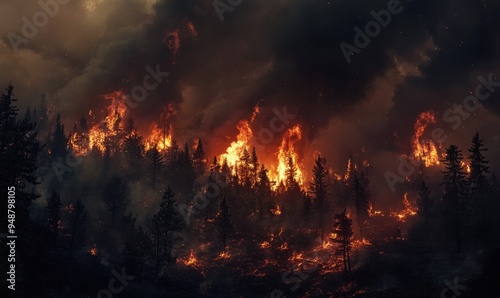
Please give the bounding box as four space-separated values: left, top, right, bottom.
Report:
468 132 490 215
441 145 469 253
331 210 354 281
192 138 207 177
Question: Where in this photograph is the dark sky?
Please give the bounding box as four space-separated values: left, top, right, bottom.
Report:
1 0 499 200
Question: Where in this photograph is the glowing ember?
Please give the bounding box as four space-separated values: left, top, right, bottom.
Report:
217 250 231 260
183 250 197 266
271 205 282 216
260 241 270 249
89 244 98 256
412 111 441 167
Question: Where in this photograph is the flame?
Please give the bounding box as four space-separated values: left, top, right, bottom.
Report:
368 202 384 217
218 106 259 174
272 124 304 187
144 104 176 152
89 244 98 256
186 21 198 38
271 205 282 216
184 250 197 266
216 250 231 260
70 91 129 156
412 111 441 167
391 192 417 222
260 241 271 249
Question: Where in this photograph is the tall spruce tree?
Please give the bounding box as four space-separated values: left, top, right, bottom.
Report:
441 144 469 252
468 132 490 215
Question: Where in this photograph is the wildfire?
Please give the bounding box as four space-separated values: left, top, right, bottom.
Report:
391 192 417 222
70 91 129 156
412 111 441 167
218 106 259 174
144 104 176 152
183 250 198 266
260 241 271 249
272 125 304 187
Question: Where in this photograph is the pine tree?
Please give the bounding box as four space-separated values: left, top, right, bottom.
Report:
193 138 207 177
0 84 40 228
103 176 131 227
331 210 353 282
257 165 272 221
310 154 328 241
250 147 259 186
158 186 184 264
67 198 88 252
216 197 232 249
50 113 68 158
441 144 469 252
146 146 164 190
468 132 490 215
417 180 433 235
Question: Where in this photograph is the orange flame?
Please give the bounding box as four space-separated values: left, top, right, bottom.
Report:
412 111 440 167
144 104 175 152
70 91 129 156
272 124 304 187
391 192 417 222
218 106 259 174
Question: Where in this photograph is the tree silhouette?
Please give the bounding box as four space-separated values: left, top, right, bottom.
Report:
68 198 88 252
468 132 490 215
146 146 164 190
0 84 40 228
216 197 232 249
103 176 130 227
331 210 353 282
417 180 433 236
310 154 328 241
441 144 469 252
193 138 207 177
50 113 68 159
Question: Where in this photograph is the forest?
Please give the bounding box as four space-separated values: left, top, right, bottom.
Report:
1 83 499 298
